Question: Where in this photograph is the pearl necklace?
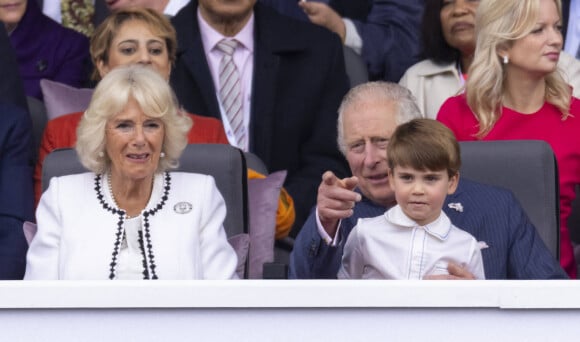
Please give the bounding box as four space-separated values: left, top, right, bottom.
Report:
96 172 171 280
107 173 154 219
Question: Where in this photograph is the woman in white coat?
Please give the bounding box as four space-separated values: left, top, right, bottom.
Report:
24 65 238 280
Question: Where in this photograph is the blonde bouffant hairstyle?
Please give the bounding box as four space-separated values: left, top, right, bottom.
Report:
76 64 192 174
466 0 570 138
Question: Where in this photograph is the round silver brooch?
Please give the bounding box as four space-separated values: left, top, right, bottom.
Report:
173 202 193 214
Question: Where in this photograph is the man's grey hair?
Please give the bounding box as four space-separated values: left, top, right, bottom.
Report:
336 82 422 154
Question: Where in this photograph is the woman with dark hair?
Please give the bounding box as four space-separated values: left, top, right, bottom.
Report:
0 0 89 100
400 0 580 119
399 0 478 118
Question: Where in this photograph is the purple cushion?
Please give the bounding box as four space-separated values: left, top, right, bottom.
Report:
227 233 250 279
40 79 93 120
247 170 286 279
23 221 38 245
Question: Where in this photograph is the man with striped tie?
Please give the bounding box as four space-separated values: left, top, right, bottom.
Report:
171 0 351 236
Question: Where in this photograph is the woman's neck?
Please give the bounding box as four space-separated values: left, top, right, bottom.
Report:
109 172 155 217
502 70 546 114
459 53 474 74
4 22 16 35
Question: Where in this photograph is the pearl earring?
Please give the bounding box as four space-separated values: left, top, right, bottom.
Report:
502 55 509 64
160 152 166 158
98 151 104 158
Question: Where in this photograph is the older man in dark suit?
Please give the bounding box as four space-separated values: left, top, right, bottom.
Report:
170 0 350 236
289 82 567 280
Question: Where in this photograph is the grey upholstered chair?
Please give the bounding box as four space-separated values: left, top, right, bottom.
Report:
459 140 559 259
41 144 289 279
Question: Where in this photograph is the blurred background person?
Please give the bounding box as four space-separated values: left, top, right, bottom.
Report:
34 7 228 205
0 24 26 109
297 0 424 82
170 0 349 236
25 65 238 280
0 22 33 280
0 103 33 280
400 0 580 119
437 0 580 278
0 0 90 100
40 0 190 34
104 0 190 17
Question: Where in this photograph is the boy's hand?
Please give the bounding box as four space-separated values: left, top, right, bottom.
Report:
423 262 476 280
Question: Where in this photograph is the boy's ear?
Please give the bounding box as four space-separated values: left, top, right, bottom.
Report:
447 172 460 195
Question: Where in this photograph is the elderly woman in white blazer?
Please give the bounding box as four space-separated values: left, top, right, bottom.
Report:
25 65 238 280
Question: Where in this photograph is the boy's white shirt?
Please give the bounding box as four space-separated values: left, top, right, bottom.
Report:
338 204 485 280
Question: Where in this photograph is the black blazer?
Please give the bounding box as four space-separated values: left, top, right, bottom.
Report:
0 102 34 279
171 1 351 235
562 0 570 41
0 26 27 110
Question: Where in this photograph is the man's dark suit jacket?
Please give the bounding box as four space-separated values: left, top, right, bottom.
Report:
258 0 424 82
0 103 34 280
171 1 351 235
289 178 568 279
0 26 27 111
562 0 570 41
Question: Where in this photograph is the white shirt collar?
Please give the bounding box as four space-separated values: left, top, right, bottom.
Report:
198 8 255 54
164 0 191 16
384 205 452 241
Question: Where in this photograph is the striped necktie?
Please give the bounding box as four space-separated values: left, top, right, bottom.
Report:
217 39 246 150
61 0 94 37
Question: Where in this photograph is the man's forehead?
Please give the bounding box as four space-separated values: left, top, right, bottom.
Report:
343 111 397 138
345 99 397 121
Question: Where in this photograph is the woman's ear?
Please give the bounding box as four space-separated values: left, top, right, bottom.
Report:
496 44 510 63
96 60 109 78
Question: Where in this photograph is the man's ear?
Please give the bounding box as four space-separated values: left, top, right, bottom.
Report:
447 172 459 195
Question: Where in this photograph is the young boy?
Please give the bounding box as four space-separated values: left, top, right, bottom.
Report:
338 119 485 279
